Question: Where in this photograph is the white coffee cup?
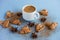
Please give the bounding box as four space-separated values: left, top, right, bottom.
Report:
22 5 40 21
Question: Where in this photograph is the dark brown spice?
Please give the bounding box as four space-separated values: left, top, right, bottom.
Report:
40 17 46 22
28 22 35 27
16 12 22 17
10 27 18 32
31 33 37 39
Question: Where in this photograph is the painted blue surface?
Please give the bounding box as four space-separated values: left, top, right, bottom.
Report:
0 0 60 40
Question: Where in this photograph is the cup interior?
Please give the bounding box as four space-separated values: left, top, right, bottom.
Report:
22 5 36 13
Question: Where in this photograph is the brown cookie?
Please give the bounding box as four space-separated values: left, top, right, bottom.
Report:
19 25 31 34
6 11 15 18
44 22 51 27
35 24 45 32
49 22 58 30
10 18 21 25
6 11 11 18
39 9 48 16
44 22 58 30
2 20 10 28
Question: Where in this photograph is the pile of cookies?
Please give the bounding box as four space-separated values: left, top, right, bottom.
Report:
0 9 58 39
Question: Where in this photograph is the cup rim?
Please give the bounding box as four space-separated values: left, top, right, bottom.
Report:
22 4 37 13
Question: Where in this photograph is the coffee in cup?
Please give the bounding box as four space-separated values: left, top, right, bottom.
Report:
24 6 35 13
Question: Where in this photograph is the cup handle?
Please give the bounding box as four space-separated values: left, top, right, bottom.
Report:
34 12 40 19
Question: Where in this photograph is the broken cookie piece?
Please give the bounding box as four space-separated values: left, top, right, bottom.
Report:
19 25 31 34
28 22 35 27
44 22 58 30
2 20 10 28
12 19 21 25
6 11 15 18
35 24 45 32
31 33 37 39
39 9 48 16
6 11 15 19
10 18 21 25
49 22 58 30
6 11 11 18
40 17 46 22
44 22 51 27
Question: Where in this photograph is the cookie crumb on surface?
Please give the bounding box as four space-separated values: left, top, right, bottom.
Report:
0 20 3 25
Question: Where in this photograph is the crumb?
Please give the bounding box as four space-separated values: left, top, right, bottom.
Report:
2 20 10 28
40 30 51 37
31 33 37 39
19 25 31 34
0 20 3 25
39 9 48 16
49 22 58 30
28 22 35 27
40 17 46 22
35 24 45 32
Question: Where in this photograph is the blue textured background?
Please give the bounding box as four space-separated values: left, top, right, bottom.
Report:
0 0 60 40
